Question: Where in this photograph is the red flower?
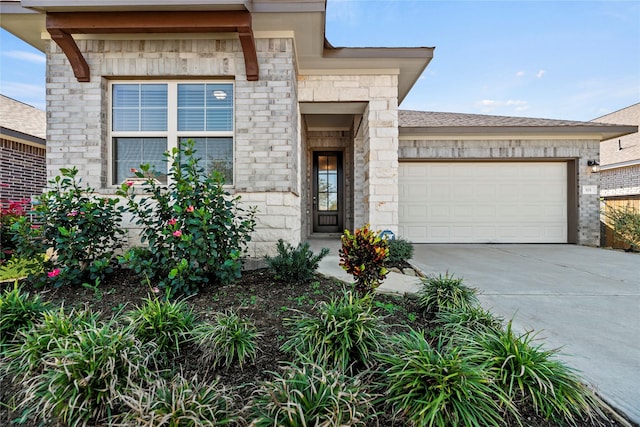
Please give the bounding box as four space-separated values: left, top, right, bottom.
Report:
168 218 177 226
186 205 195 213
173 230 182 237
47 268 61 278
126 181 134 187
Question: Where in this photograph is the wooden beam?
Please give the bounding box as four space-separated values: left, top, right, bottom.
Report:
46 11 259 82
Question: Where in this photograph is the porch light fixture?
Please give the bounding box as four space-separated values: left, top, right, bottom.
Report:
213 90 227 100
587 160 600 173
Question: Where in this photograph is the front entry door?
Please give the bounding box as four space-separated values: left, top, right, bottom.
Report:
313 152 343 233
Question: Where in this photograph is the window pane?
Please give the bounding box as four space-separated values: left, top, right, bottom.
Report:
178 83 233 132
113 84 167 132
113 137 167 184
179 137 233 184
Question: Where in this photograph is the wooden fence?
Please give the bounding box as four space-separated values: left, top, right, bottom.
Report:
600 198 640 249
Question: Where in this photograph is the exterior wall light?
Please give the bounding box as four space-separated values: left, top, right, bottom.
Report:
587 160 600 173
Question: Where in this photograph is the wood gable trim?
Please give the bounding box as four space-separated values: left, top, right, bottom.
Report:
46 11 259 82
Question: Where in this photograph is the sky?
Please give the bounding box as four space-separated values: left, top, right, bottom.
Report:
0 0 638 121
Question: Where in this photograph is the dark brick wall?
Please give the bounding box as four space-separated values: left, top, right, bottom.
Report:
0 138 47 209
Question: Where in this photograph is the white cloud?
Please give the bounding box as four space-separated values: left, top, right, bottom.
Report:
536 69 546 79
477 99 529 113
516 71 525 77
3 50 46 64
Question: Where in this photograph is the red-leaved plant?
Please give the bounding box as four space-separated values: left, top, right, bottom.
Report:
339 224 389 296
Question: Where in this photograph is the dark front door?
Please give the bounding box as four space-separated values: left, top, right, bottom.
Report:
313 151 343 233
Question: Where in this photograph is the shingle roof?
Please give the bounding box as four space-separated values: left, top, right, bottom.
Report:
0 95 46 140
400 110 622 128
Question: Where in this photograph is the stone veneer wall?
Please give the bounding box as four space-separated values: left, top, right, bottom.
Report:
298 74 399 233
47 37 300 257
398 138 601 246
600 165 640 197
0 139 47 207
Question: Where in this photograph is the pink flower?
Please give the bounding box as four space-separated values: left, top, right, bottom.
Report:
152 287 160 294
31 224 41 229
186 206 195 213
173 230 182 237
67 211 78 217
126 181 134 187
130 168 138 173
47 268 61 278
168 218 177 225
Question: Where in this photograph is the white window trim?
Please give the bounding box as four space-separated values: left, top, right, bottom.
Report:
108 80 235 187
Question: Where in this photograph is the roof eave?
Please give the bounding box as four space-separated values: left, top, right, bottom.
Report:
399 125 638 141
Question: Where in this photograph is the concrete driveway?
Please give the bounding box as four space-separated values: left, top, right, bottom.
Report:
410 244 640 425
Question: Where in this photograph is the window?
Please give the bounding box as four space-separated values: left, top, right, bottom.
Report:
111 82 234 185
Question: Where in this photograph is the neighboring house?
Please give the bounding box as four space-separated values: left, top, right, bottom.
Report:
592 103 640 247
0 94 47 208
0 0 636 255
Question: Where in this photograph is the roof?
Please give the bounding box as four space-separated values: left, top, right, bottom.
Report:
399 110 638 141
591 103 640 168
0 94 46 144
0 0 433 103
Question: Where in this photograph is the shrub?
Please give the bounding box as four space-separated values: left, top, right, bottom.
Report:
249 362 375 427
604 204 640 250
125 297 197 357
117 139 256 296
282 290 383 371
2 307 100 381
374 329 513 427
265 239 330 285
419 272 479 313
193 309 261 369
0 282 50 345
434 306 504 334
464 321 603 426
11 167 124 287
0 198 29 262
339 224 389 295
17 320 153 427
386 238 414 264
116 373 237 426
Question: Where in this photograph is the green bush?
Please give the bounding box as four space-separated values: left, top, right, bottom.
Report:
265 239 330 285
2 307 100 381
117 373 237 426
339 224 389 295
249 362 375 427
386 238 414 263
374 329 513 427
0 282 50 345
419 273 479 313
604 204 640 250
117 139 256 296
434 306 504 334
193 309 261 369
464 321 603 426
17 320 153 427
0 199 29 262
11 167 124 287
125 297 197 357
282 290 383 371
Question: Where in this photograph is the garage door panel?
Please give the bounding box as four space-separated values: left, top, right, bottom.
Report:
399 162 568 243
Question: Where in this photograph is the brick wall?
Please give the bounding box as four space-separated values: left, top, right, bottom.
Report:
398 138 601 246
0 138 46 208
600 165 640 197
47 37 301 257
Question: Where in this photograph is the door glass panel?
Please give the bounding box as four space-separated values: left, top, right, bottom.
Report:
317 154 338 212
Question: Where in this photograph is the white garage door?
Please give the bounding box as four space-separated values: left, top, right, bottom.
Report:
399 162 567 243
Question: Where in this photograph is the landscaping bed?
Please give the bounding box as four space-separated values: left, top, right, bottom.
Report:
0 265 627 427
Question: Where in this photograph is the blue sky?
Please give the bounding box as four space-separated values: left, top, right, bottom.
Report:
1 0 639 121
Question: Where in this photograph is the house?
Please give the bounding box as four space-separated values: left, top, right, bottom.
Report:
0 94 47 208
1 0 636 255
592 103 640 247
